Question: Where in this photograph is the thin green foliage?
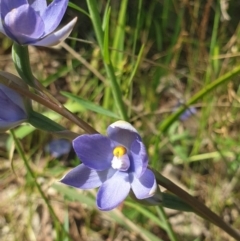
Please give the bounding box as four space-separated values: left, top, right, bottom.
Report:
10 130 71 240
2 0 240 240
86 0 128 120
61 91 120 118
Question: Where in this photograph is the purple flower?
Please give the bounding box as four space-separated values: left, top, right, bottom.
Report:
60 121 157 211
173 101 197 121
0 0 77 46
179 106 197 121
45 139 71 158
0 72 30 131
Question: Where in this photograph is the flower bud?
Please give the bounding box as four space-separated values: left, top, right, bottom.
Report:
0 71 30 132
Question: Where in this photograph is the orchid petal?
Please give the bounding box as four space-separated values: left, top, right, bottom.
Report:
131 169 157 199
0 74 29 132
107 121 141 149
4 4 44 44
130 139 148 178
73 133 114 171
0 83 27 111
97 171 130 210
60 164 116 189
41 0 68 34
0 18 6 35
0 88 27 121
28 0 47 16
0 0 28 18
0 120 27 132
0 87 27 131
45 139 71 158
32 17 77 46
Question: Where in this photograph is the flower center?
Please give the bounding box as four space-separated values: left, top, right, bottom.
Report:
111 146 130 171
113 146 126 157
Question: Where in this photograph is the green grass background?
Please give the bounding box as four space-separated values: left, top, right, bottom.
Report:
1 0 240 240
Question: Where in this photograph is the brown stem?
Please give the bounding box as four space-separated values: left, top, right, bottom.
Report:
0 75 98 134
154 171 240 240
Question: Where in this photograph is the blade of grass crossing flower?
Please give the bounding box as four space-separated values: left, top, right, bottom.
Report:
61 91 120 119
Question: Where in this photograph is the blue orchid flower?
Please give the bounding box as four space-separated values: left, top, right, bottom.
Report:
0 72 30 132
0 0 77 46
60 121 157 211
179 106 197 121
45 139 71 158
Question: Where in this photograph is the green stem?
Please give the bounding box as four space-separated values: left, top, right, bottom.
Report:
12 43 65 106
10 130 72 240
154 171 240 240
86 0 128 120
12 43 35 86
156 206 178 241
11 43 96 134
159 64 240 133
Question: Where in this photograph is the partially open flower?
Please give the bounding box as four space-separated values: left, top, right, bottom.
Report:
0 0 77 46
0 71 30 132
60 121 157 211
